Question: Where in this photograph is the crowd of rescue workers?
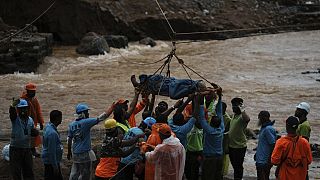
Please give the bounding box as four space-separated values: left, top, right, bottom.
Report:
7 79 313 180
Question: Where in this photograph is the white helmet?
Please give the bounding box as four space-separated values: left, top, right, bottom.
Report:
296 102 310 113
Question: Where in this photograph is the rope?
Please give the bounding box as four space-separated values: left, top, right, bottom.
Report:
174 22 320 37
0 0 56 44
109 157 139 180
154 0 176 38
183 63 212 84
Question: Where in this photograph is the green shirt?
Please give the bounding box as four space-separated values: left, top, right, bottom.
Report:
228 114 248 148
297 120 311 139
186 126 203 152
223 113 232 132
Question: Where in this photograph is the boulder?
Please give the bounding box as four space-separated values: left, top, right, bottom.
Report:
76 32 110 55
104 35 128 49
0 25 53 74
139 37 156 47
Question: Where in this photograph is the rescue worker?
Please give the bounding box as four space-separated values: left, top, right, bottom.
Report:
67 103 112 180
115 127 146 180
271 116 312 180
142 100 182 180
144 124 185 180
185 121 203 180
95 119 143 180
222 102 231 177
138 117 156 138
168 95 195 148
199 94 224 180
9 99 39 180
228 97 250 180
21 82 44 157
255 111 276 180
295 102 311 141
42 110 63 180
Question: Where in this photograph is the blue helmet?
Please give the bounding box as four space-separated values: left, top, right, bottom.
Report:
76 103 90 114
143 117 156 128
17 99 28 108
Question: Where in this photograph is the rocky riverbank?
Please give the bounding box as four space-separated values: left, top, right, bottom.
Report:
0 0 320 73
1 0 320 44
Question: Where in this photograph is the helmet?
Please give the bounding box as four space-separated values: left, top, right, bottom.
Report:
17 99 28 108
143 117 156 128
104 119 117 129
296 102 310 113
25 83 36 91
75 103 90 114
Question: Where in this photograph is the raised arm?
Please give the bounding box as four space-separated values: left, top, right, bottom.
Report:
9 106 17 121
97 102 116 122
148 94 156 112
161 99 183 117
127 89 140 117
121 134 144 147
175 94 194 115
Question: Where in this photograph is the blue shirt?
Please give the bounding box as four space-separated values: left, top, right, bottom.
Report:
68 118 99 154
10 116 34 148
42 122 63 166
199 105 225 157
168 117 196 148
256 121 276 166
121 127 145 165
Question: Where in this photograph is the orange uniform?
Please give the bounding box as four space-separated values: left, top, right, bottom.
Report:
271 135 312 180
95 157 120 178
21 91 44 146
128 99 147 127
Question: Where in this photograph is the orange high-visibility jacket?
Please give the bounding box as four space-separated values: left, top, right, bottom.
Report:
95 157 120 178
21 92 44 146
271 135 312 180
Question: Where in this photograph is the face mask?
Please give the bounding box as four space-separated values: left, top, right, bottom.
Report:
27 92 36 98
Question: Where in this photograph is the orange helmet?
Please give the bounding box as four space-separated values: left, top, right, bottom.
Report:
25 83 36 91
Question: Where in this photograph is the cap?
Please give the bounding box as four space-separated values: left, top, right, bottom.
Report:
296 102 310 114
75 103 90 114
231 97 243 105
25 83 36 91
143 117 156 128
104 119 117 129
17 99 28 108
116 99 129 105
157 124 172 136
286 116 299 129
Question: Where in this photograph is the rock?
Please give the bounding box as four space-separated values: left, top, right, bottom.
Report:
0 19 53 74
139 37 156 47
76 32 110 55
104 35 128 49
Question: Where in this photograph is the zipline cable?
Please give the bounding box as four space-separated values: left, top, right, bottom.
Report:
0 0 56 44
175 22 320 37
154 0 176 37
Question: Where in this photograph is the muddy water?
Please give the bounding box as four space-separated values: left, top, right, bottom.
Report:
0 30 320 178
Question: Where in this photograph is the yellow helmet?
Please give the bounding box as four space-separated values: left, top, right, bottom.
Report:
104 119 117 129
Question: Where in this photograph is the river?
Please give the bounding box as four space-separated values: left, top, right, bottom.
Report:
0 30 319 178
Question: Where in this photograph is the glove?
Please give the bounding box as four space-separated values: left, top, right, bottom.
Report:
239 104 245 112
